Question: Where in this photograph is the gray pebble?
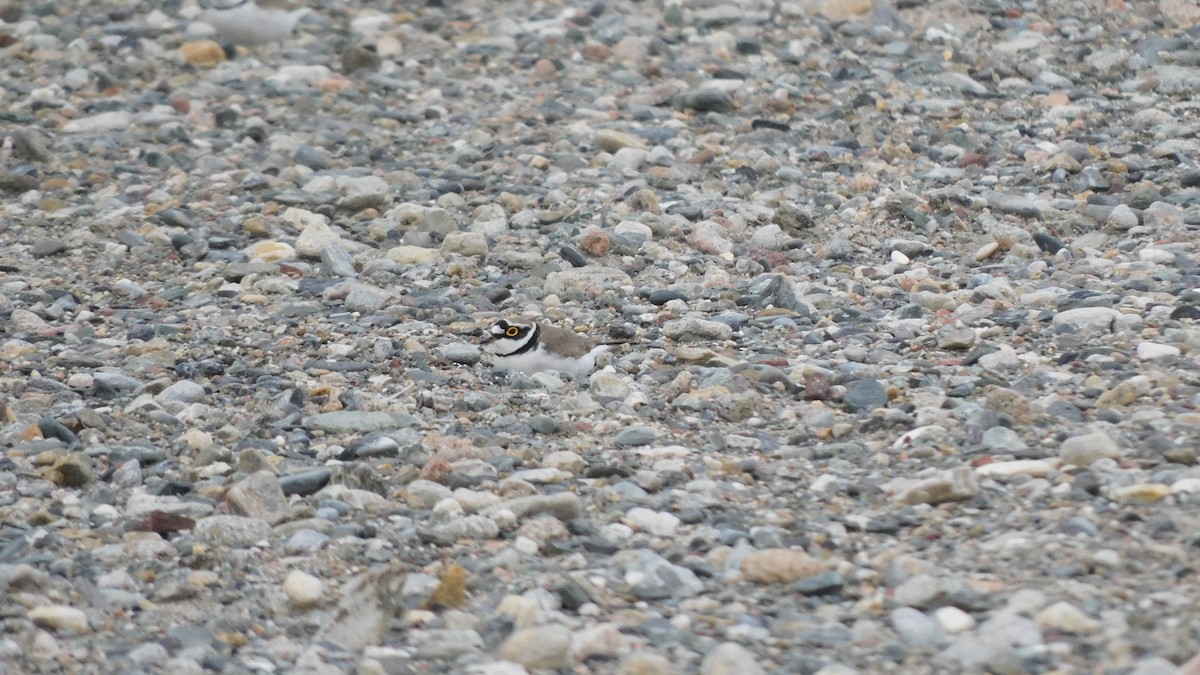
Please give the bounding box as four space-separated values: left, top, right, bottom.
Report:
843 379 888 412
614 425 657 446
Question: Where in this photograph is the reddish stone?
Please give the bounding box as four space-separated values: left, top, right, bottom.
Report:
132 510 196 537
579 229 611 256
958 152 989 168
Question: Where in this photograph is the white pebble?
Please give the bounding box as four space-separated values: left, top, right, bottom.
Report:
934 606 976 634
624 507 680 536
29 606 88 633
1171 478 1200 494
67 373 93 388
284 570 324 608
975 460 1054 479
1135 341 1180 360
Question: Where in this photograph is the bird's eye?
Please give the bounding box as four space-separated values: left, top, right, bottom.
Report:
506 326 520 337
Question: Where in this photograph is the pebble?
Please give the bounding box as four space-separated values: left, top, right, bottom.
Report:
617 652 678 675
156 380 206 404
497 624 571 670
389 245 443 265
590 369 633 400
442 232 489 256
614 425 658 446
1035 601 1100 634
439 343 482 366
933 607 976 635
226 471 290 524
1052 307 1121 331
29 606 88 633
1060 431 1120 467
1107 204 1139 229
975 460 1053 479
284 570 324 608
843 379 888 412
1136 342 1180 359
662 317 734 342
741 548 824 584
699 642 765 675
305 412 400 434
617 550 703 599
624 508 680 536
193 516 270 548
891 607 949 648
893 467 980 505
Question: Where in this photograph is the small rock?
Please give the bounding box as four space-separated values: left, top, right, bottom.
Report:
844 379 888 412
579 228 612 256
617 652 678 675
226 470 290 525
439 343 482 366
284 570 324 608
295 219 343 259
1034 601 1100 634
625 508 680 536
1111 483 1172 503
49 452 92 488
893 467 979 505
679 89 735 113
891 607 948 648
934 607 976 634
389 245 442 265
156 380 206 405
487 493 583 522
305 411 399 434
975 460 1053 479
700 642 764 675
614 425 657 446
30 239 69 258
591 369 633 399
193 515 270 548
1059 431 1120 467
569 622 628 663
1096 375 1151 408
543 450 583 473
1107 204 1139 229
246 240 296 264
1136 342 1180 360
179 40 226 66
740 548 824 584
63 111 133 134
617 549 703 599
530 415 560 434
442 231 489 256
1052 307 1120 331
938 328 975 350
497 624 572 671
594 129 646 153
279 469 331 496
423 515 500 544
29 606 88 633
663 317 733 341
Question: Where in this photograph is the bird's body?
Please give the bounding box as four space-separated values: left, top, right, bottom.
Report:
486 320 610 376
200 0 310 46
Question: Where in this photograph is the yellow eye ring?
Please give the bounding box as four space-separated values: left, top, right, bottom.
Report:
505 326 520 337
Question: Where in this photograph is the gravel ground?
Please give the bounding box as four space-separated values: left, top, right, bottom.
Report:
3 0 1200 673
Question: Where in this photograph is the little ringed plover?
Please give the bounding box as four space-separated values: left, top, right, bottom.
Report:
199 0 311 46
485 319 612 376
